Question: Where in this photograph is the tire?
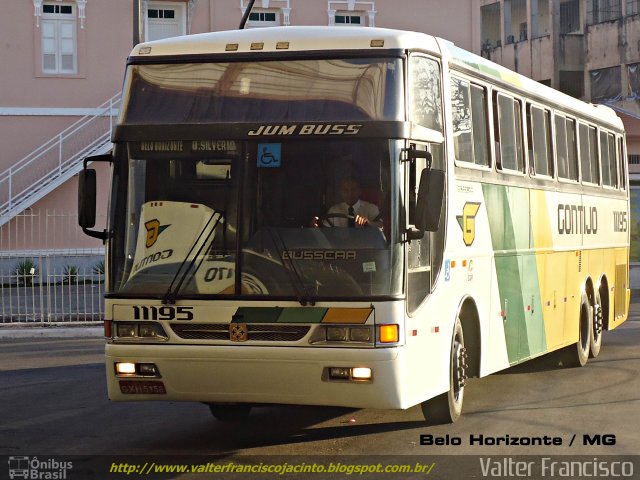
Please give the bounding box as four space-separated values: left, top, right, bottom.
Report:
421 318 467 424
589 288 603 358
208 404 252 422
560 291 591 367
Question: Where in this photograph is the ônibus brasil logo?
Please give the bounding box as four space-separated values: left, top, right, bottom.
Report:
8 456 73 479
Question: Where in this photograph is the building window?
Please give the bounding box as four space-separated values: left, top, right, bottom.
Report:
531 0 550 37
328 1 375 27
630 154 640 165
146 2 186 41
504 0 527 44
590 66 622 103
247 9 280 27
559 71 584 99
241 1 290 27
627 0 640 15
629 63 640 99
148 9 176 19
560 0 581 33
587 0 622 25
481 2 501 51
41 2 77 74
335 12 363 25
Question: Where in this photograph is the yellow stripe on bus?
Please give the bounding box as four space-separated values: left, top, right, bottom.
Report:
322 308 372 324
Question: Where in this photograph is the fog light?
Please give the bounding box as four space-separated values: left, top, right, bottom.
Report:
138 363 158 376
329 367 351 379
352 367 372 380
326 327 348 342
115 362 136 375
379 324 399 343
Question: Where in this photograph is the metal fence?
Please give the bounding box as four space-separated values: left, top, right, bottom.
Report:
0 210 105 323
0 268 104 323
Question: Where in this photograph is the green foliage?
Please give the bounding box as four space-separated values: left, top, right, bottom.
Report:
92 260 105 276
14 259 38 286
63 265 79 284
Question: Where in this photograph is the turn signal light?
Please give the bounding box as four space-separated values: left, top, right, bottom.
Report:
379 324 399 343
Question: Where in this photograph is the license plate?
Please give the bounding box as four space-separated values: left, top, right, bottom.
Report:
119 380 166 395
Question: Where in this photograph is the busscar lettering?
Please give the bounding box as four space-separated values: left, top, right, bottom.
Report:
557 205 598 235
282 250 357 260
248 124 362 136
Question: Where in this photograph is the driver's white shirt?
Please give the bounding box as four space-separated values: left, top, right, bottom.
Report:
325 199 381 227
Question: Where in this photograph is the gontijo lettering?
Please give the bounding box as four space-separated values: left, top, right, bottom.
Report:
557 204 598 235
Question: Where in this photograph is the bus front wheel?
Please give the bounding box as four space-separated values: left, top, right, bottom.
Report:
421 318 468 424
208 404 252 422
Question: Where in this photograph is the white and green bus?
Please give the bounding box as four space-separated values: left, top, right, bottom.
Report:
79 26 630 424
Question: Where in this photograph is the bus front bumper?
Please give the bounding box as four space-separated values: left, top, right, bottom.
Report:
105 343 411 410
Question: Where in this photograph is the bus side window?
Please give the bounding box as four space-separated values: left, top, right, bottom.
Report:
409 56 443 132
600 131 616 188
494 92 524 173
528 104 553 178
579 122 593 184
555 114 569 179
566 118 579 181
451 76 489 167
618 136 627 190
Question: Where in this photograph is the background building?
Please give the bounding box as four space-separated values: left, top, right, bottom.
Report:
479 0 640 283
1 0 639 320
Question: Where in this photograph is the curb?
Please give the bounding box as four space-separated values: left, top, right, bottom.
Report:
0 324 103 340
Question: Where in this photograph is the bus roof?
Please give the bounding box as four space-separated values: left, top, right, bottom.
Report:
442 41 624 131
130 26 441 57
130 26 623 131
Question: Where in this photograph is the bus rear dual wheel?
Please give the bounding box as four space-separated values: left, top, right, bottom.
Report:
421 318 468 424
561 290 603 367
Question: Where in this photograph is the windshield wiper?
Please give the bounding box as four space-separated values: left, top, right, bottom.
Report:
266 227 315 306
162 211 223 305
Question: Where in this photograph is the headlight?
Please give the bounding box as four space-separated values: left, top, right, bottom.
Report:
113 322 168 341
326 326 348 342
350 327 372 342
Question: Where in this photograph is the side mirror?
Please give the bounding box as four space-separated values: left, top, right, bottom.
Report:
408 168 445 239
78 153 112 241
78 169 97 229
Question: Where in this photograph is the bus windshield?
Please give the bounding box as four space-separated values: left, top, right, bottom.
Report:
120 58 403 123
112 139 403 300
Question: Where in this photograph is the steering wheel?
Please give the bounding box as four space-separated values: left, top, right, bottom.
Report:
319 212 349 227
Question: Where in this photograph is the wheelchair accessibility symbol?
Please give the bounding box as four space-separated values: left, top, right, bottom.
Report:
257 143 281 168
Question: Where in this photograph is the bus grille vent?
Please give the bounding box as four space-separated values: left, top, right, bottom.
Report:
170 323 310 342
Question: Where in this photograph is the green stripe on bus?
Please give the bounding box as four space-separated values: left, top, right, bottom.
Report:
233 307 327 323
483 184 546 363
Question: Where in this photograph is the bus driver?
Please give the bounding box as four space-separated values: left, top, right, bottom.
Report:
311 178 383 228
